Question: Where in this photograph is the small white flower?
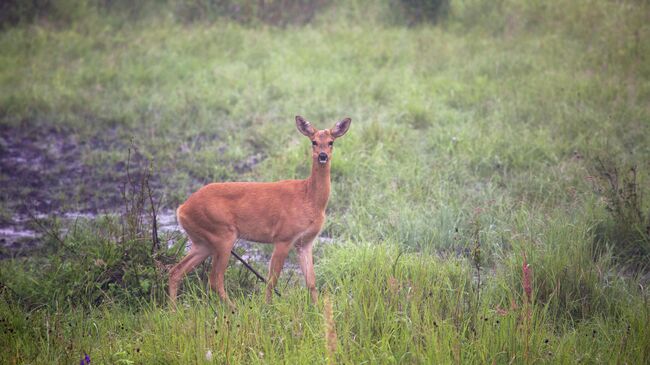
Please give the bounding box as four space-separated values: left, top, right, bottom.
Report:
205 350 213 361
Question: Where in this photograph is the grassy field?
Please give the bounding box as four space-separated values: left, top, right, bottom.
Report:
1 0 649 363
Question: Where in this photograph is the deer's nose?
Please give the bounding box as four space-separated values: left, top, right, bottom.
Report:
318 152 328 163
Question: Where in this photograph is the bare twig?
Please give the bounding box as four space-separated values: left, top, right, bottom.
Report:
230 244 281 297
21 204 82 260
146 165 160 255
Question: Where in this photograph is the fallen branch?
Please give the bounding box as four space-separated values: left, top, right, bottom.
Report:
230 243 281 297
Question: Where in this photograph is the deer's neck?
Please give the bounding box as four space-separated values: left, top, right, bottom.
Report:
306 160 331 210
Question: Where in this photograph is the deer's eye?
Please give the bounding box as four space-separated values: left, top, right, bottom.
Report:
328 141 334 147
311 140 317 146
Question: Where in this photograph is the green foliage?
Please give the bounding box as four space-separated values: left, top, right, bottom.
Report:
501 212 624 321
2 243 649 364
0 217 176 309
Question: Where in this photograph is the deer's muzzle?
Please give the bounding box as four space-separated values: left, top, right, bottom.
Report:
318 152 328 164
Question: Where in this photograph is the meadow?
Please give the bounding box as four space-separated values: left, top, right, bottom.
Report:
1 0 649 363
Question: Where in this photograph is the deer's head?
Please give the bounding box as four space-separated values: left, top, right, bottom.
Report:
296 116 351 166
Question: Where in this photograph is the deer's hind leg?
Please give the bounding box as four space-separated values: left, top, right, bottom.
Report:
168 240 211 307
207 227 237 310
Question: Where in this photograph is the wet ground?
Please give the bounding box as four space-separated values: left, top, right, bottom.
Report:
0 123 329 268
0 123 130 216
0 123 127 255
0 207 331 272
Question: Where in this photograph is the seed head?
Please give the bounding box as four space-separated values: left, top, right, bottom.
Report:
522 253 532 304
323 294 337 365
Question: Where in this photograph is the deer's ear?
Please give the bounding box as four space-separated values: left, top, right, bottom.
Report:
296 116 316 137
331 117 351 138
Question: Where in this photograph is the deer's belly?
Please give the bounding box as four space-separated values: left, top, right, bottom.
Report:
236 213 325 244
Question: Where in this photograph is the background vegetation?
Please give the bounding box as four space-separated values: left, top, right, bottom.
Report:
1 0 649 363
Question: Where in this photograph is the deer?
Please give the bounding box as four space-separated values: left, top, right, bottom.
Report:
168 115 351 309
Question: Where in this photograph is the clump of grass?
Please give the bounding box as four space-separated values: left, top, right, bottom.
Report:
0 216 174 310
590 158 650 268
520 252 532 362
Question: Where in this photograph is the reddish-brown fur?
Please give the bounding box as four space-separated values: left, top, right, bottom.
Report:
168 116 351 308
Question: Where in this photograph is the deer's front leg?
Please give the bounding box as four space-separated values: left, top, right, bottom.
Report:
266 241 291 303
297 238 318 304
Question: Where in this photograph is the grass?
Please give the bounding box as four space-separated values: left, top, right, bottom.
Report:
1 0 650 363
2 242 649 363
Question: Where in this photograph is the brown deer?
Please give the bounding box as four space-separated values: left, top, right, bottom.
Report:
169 116 351 308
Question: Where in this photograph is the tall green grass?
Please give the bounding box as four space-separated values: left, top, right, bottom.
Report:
2 242 648 363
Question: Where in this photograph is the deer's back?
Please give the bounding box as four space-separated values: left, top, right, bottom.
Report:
177 180 325 244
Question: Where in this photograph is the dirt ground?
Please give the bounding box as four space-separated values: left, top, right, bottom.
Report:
0 122 271 259
0 123 155 256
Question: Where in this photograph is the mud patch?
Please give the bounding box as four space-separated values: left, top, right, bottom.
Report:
0 123 268 218
0 226 39 259
0 121 270 258
234 152 265 173
0 123 135 252
1 125 77 216
0 123 128 217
